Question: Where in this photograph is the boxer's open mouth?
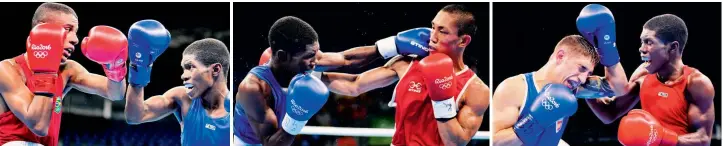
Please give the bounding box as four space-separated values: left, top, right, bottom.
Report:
641 56 651 67
184 83 194 90
566 80 580 90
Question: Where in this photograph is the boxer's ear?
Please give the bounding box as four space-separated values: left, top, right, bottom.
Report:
668 41 680 56
276 50 288 62
211 63 222 77
555 49 566 65
457 35 472 48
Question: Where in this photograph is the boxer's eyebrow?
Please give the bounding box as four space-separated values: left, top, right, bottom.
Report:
63 24 74 31
183 63 193 69
580 64 589 72
181 61 193 69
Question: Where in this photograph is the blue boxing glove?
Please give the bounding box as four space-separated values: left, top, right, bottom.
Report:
577 4 619 67
514 84 578 144
376 27 432 59
281 73 329 135
128 19 171 87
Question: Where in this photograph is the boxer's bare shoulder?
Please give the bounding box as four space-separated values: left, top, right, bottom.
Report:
460 75 490 114
236 73 273 122
629 63 650 84
59 59 82 76
165 86 193 115
494 74 527 105
384 55 413 77
167 86 192 101
491 74 528 134
0 59 23 79
687 69 714 102
238 73 270 99
0 58 30 113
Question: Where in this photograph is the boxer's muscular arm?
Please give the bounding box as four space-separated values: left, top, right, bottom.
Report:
604 63 629 95
236 74 293 146
0 60 54 136
316 46 382 71
66 60 126 101
319 57 408 96
124 85 182 124
677 72 715 146
437 77 490 145
491 75 525 146
586 64 647 124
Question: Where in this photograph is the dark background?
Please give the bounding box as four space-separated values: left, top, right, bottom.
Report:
234 2 489 146
493 2 721 146
0 2 229 145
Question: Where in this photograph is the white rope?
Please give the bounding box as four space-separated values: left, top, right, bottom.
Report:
299 126 489 140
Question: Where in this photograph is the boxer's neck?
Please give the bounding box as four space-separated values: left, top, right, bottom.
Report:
269 62 295 87
201 79 228 111
537 64 559 86
656 59 685 83
449 50 466 72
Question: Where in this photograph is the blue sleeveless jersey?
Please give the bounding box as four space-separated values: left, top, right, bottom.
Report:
180 91 231 146
234 65 287 144
520 73 568 145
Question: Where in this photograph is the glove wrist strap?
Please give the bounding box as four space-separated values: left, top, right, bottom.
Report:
281 113 307 135
431 97 457 119
376 36 398 59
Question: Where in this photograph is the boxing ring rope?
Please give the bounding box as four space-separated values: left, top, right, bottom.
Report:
299 126 490 140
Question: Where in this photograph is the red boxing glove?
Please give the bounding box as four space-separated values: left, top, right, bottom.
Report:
81 25 128 82
618 109 679 146
26 23 68 97
259 47 272 65
419 53 457 119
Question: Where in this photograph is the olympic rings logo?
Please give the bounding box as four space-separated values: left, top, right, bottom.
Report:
542 99 553 110
34 51 49 58
439 82 452 90
541 92 559 111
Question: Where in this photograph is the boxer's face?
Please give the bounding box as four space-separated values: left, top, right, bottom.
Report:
42 12 79 65
639 29 673 73
181 55 219 98
554 49 594 89
430 11 469 55
282 42 319 74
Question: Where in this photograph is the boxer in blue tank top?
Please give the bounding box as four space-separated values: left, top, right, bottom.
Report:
519 73 570 145
234 16 393 146
491 35 624 146
125 38 231 146
234 65 287 145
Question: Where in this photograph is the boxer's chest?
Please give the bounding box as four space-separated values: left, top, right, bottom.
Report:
640 75 689 127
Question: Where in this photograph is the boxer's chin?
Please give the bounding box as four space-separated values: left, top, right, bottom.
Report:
642 61 651 72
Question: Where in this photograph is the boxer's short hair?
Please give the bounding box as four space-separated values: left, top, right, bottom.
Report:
183 38 230 78
268 16 319 56
644 14 688 53
441 4 476 36
32 2 77 27
555 35 599 64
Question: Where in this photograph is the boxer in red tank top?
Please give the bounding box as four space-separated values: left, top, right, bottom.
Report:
0 3 128 146
389 58 478 145
587 14 715 146
315 4 490 145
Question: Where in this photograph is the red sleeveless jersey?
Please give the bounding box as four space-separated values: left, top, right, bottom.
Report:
390 59 476 146
0 55 64 146
639 66 694 135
